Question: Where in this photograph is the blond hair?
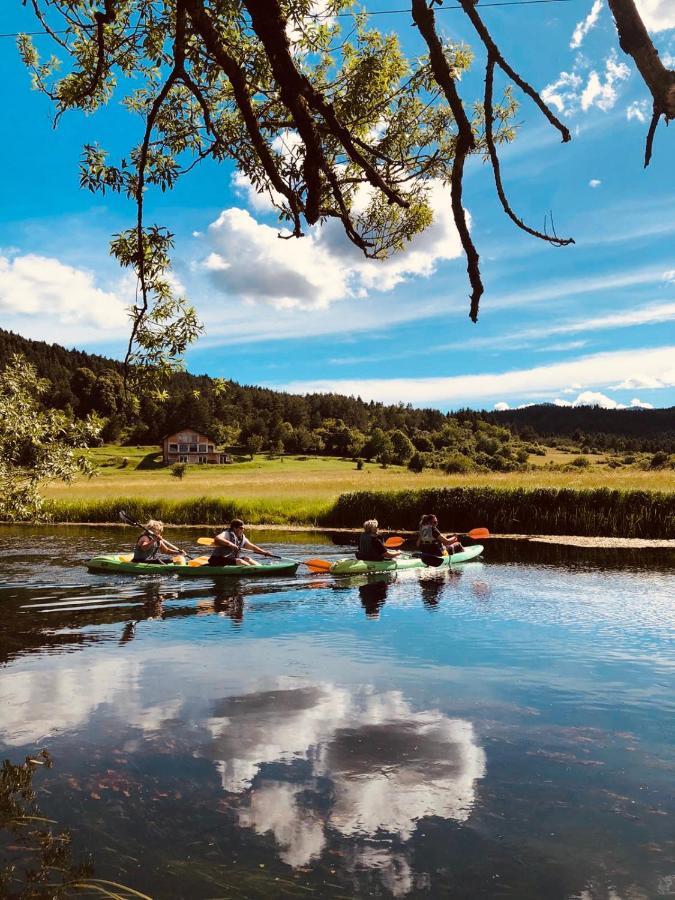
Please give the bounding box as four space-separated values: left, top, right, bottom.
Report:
144 519 164 535
363 519 379 534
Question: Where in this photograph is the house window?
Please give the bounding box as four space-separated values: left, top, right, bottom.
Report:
179 444 188 453
198 455 208 464
189 444 197 452
179 455 188 463
207 445 214 453
198 444 207 453
169 443 178 452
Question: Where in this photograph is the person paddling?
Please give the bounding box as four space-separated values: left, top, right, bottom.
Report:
133 520 181 564
208 519 273 567
417 514 463 557
355 519 401 562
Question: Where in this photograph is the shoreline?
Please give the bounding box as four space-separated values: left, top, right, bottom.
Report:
17 521 675 550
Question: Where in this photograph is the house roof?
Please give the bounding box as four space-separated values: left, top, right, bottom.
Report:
161 428 219 443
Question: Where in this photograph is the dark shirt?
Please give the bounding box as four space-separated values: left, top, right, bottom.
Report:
357 533 387 561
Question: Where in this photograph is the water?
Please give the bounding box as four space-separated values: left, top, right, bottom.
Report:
1 526 674 899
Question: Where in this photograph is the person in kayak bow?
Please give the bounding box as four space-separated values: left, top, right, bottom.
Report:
355 519 401 562
132 520 180 564
417 514 463 557
208 519 273 567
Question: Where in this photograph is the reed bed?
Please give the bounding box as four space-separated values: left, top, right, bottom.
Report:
322 487 675 539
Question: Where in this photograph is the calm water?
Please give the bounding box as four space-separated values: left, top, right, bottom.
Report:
1 526 674 899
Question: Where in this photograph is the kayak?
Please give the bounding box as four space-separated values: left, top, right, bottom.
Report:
87 554 300 577
329 544 484 576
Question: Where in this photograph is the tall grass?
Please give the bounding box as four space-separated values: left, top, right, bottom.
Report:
322 487 675 538
48 495 332 526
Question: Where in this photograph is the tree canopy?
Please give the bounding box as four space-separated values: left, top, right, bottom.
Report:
18 0 674 371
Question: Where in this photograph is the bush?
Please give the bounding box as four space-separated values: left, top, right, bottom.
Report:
650 451 670 469
570 456 590 468
356 458 364 470
408 452 426 473
442 453 473 474
119 456 129 468
171 462 187 479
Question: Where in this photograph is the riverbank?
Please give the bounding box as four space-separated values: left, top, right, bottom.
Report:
43 485 675 539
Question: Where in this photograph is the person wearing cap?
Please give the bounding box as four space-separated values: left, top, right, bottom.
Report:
208 519 273 567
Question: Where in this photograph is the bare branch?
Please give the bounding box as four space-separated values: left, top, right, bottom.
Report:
411 0 482 322
484 55 574 246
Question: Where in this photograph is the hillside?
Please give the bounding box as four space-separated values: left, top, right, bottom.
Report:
1 328 673 459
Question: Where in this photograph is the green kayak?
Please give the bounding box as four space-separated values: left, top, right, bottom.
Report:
87 554 300 577
329 544 483 576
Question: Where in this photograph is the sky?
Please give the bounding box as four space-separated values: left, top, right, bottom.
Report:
0 0 673 412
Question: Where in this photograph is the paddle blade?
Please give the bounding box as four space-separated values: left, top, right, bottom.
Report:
197 537 216 546
304 558 332 573
384 536 404 548
466 527 490 540
420 553 445 568
188 556 209 567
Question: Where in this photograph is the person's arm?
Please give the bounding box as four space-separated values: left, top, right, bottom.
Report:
214 531 238 551
159 538 176 554
243 537 271 556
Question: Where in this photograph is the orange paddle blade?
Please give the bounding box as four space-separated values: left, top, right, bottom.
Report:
384 536 404 548
466 527 490 540
304 558 332 573
188 556 209 567
197 537 216 546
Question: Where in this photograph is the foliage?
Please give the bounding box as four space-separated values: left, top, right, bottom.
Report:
0 354 102 522
327 487 675 538
171 461 187 479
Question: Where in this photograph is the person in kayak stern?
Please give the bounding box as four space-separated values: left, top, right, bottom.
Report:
208 518 273 567
418 514 463 556
356 519 401 561
132 520 179 564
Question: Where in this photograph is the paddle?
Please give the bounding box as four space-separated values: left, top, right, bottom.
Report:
304 530 489 573
118 510 193 559
195 536 288 561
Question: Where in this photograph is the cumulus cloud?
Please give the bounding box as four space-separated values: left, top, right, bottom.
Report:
570 0 603 48
494 401 510 411
626 100 650 123
553 390 627 409
199 181 463 312
541 71 583 115
581 51 631 112
0 253 129 342
631 397 654 408
589 179 602 188
634 0 675 31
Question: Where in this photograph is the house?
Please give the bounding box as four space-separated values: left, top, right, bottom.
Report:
162 428 232 465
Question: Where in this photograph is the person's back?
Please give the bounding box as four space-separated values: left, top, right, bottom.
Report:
357 530 386 561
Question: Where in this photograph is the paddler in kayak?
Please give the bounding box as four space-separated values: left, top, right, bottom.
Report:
417 514 463 557
133 520 182 564
208 518 273 567
355 519 401 562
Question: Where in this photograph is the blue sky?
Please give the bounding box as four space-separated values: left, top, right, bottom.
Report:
0 0 673 411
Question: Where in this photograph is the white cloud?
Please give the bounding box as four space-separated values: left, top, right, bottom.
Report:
581 52 631 112
626 100 650 123
494 401 510 411
631 397 654 408
198 180 463 312
634 0 675 31
570 0 603 49
569 390 626 409
589 179 602 188
664 269 675 282
278 345 675 407
0 253 129 343
541 71 583 115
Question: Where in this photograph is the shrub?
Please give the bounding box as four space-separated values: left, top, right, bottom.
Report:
408 452 426 473
356 458 364 470
570 456 590 468
650 451 670 469
119 456 129 468
171 462 187 479
442 453 473 474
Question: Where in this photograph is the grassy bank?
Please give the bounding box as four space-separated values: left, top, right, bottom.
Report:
48 486 675 538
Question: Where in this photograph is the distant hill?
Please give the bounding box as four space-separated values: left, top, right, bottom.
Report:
2 328 673 454
488 404 675 451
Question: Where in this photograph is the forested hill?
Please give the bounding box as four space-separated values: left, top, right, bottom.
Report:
2 328 673 455
489 405 675 450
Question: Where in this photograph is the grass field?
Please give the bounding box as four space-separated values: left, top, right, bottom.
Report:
44 444 675 508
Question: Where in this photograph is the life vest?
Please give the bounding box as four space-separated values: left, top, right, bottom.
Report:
357 532 384 561
419 524 438 544
133 534 161 562
215 528 245 558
